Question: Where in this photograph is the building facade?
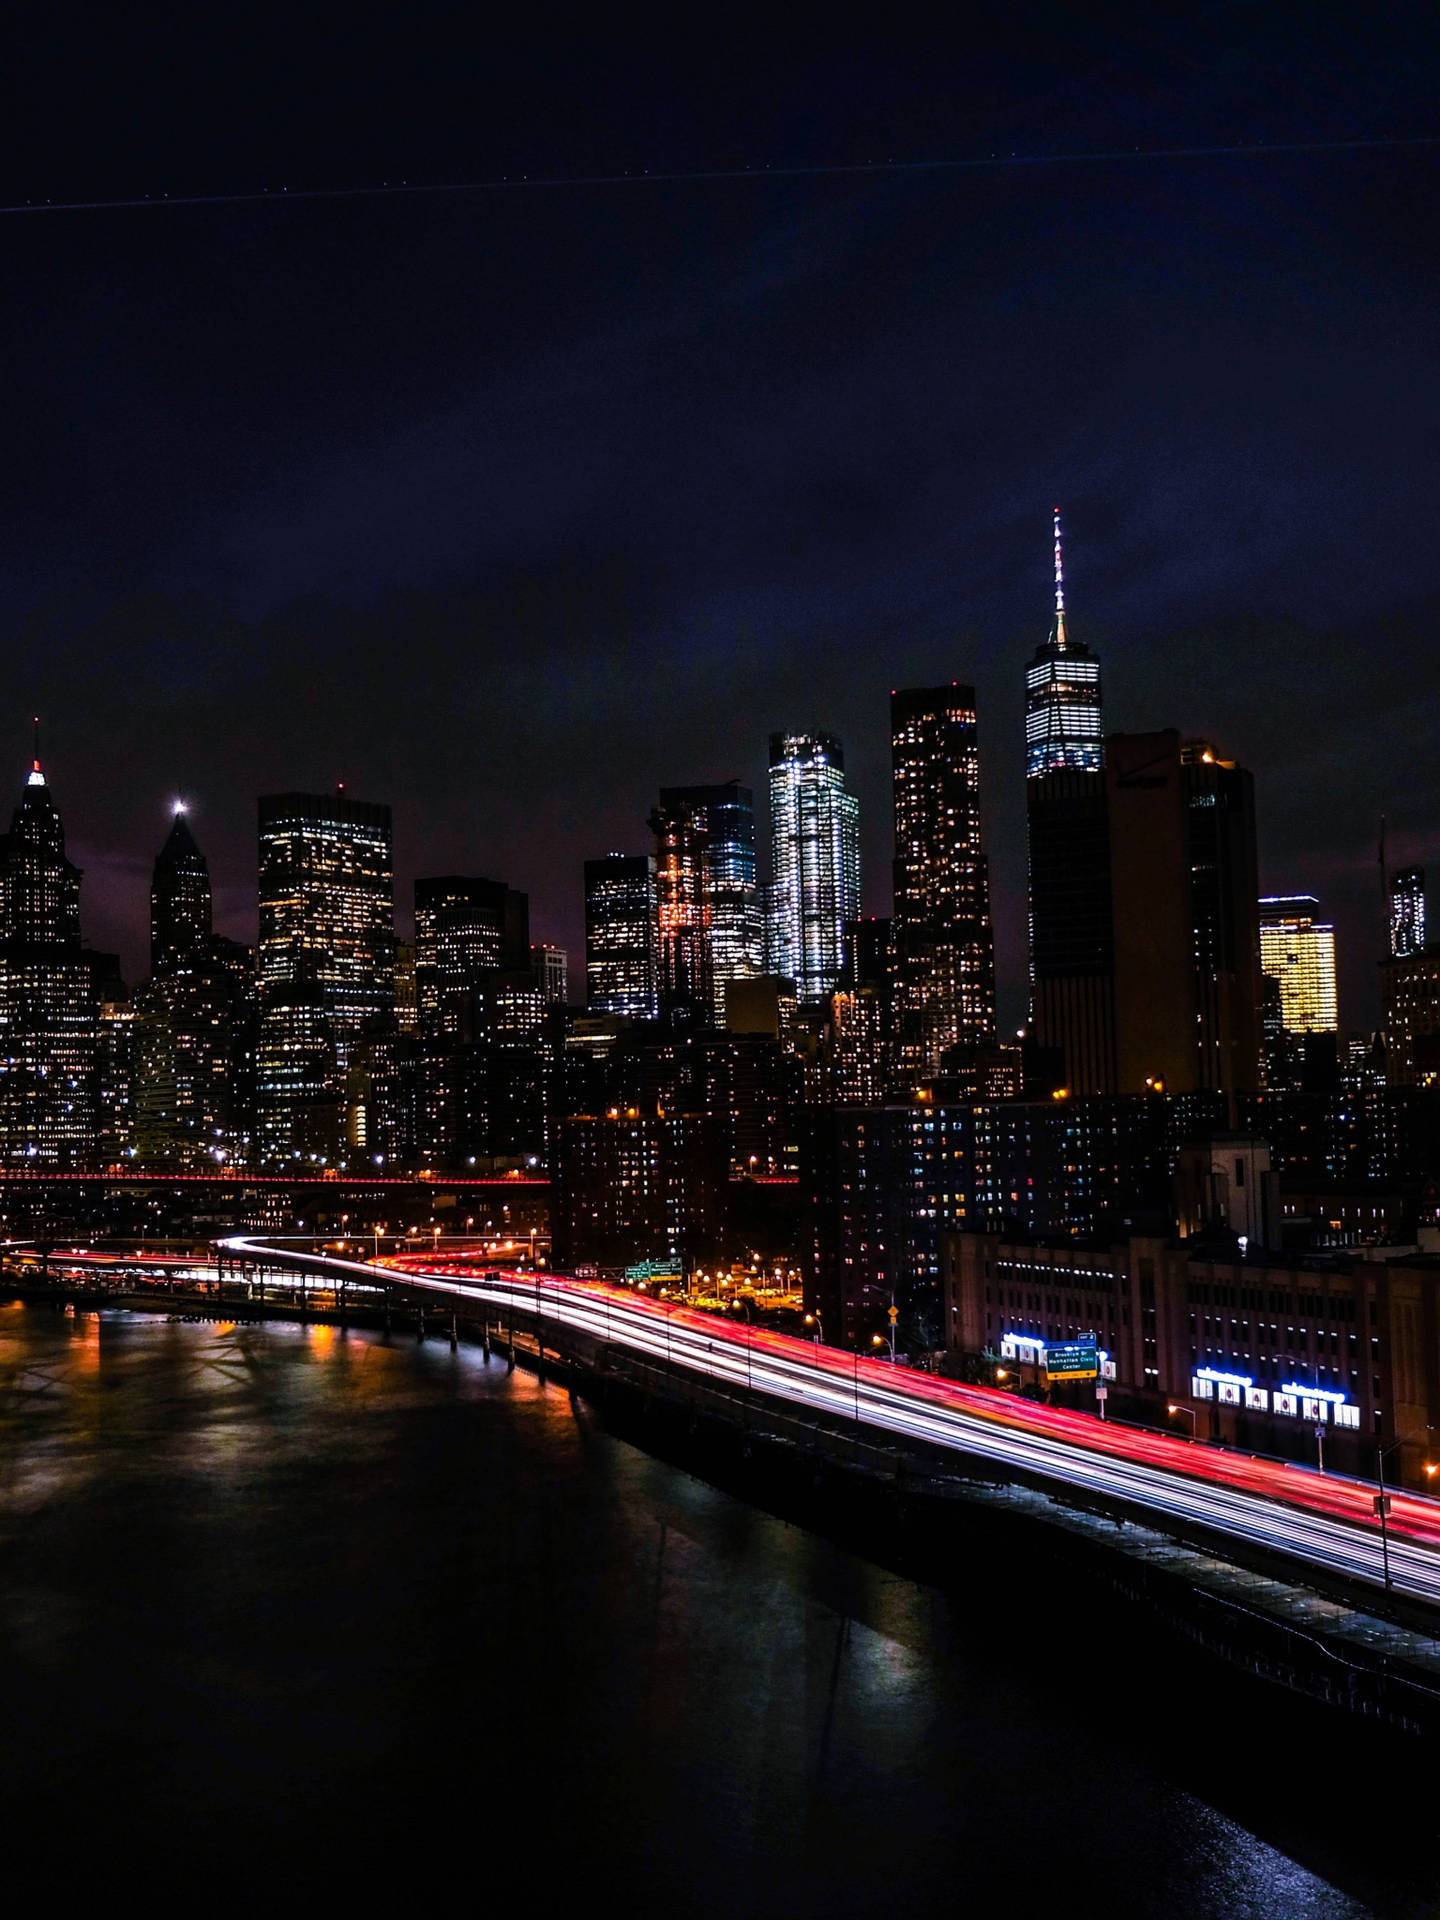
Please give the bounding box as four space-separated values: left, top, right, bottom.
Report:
1260 895 1339 1035
1390 866 1426 959
890 686 996 1078
584 853 658 1019
659 782 762 1025
767 732 860 1006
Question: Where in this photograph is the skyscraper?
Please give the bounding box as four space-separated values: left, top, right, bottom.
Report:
1106 733 1263 1093
1259 895 1339 1034
767 732 860 1005
1024 510 1104 776
658 781 762 1024
150 805 210 975
650 799 714 1017
890 689 995 1076
584 853 658 1018
0 754 97 1165
1391 866 1426 959
256 788 394 1161
414 876 529 1042
134 806 247 1167
1025 513 1113 1093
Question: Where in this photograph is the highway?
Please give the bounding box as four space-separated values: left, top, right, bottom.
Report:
221 1239 1440 1607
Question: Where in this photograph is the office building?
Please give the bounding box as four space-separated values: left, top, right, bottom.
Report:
256 789 394 1161
584 853 658 1019
1106 733 1263 1094
414 876 529 1042
650 799 714 1016
891 688 995 1076
767 731 860 1006
1024 510 1104 776
554 1106 725 1271
531 943 568 1005
1025 514 1114 1093
659 781 762 1024
1390 867 1426 959
0 756 97 1165
150 805 211 975
1260 896 1338 1035
133 810 248 1167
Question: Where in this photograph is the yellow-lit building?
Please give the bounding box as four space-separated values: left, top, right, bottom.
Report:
1259 895 1337 1033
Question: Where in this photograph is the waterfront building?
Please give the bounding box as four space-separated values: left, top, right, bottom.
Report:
256 789 394 1162
1390 866 1426 959
890 688 995 1077
1260 896 1338 1036
0 756 97 1166
584 853 658 1019
767 732 860 1006
554 1105 725 1270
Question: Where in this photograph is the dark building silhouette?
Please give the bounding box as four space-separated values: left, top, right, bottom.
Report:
414 876 529 1043
890 686 997 1080
150 807 211 975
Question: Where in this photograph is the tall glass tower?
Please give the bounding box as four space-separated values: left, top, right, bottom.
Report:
767 733 860 1004
584 853 658 1018
1024 510 1103 775
659 781 762 1025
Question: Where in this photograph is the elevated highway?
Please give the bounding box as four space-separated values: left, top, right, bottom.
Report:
220 1238 1440 1609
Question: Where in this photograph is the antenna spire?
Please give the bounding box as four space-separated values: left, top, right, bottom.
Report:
1052 508 1067 648
31 714 39 766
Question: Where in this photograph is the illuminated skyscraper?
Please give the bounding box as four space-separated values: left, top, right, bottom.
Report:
0 754 97 1165
531 943 569 1005
1024 510 1103 775
890 689 995 1075
256 788 394 1161
650 800 714 1016
584 853 658 1018
1390 866 1426 958
658 781 762 1024
1259 895 1339 1034
767 733 860 1005
1025 512 1114 1092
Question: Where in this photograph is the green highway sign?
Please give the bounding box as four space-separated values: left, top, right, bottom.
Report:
1044 1340 1099 1380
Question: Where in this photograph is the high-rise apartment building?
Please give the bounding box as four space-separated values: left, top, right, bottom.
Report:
890 688 995 1076
0 756 97 1165
1260 896 1339 1034
767 732 860 1005
659 781 762 1024
584 853 658 1018
1025 513 1114 1093
256 789 394 1162
1390 867 1426 959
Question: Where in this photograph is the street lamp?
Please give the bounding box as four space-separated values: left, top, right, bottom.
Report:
803 1310 824 1347
1167 1402 1197 1438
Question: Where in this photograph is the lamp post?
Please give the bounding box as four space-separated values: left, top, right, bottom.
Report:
1376 1439 1403 1593
1167 1402 1196 1438
804 1310 824 1348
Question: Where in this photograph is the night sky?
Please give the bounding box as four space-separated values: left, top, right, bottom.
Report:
1 8 1437 1025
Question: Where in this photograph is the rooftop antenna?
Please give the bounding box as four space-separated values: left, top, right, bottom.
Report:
1379 816 1389 953
1052 507 1067 648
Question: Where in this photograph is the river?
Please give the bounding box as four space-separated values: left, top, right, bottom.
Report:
0 1301 1431 1918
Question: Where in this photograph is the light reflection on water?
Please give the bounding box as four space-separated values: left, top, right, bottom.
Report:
0 1301 1419 1917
